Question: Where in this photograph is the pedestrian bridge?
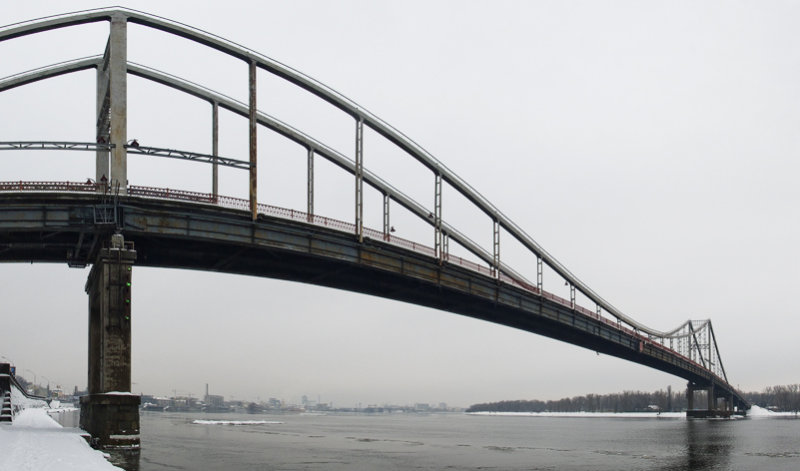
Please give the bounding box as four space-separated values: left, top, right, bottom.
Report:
0 7 748 445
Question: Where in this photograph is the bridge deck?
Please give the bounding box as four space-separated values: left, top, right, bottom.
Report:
0 188 747 410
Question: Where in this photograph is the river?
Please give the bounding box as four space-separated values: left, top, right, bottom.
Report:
110 411 800 470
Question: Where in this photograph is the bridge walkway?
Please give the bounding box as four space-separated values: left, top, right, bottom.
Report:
0 186 746 413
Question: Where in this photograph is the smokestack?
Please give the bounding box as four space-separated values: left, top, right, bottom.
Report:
205 383 209 400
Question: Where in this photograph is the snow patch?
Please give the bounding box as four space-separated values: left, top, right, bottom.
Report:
0 409 122 470
470 407 798 419
748 405 775 417
12 408 61 429
9 384 48 412
468 411 686 418
192 419 284 426
748 405 798 417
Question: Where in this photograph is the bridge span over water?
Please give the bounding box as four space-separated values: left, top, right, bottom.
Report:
0 8 748 447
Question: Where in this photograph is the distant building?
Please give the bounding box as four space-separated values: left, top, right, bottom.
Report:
205 394 225 409
169 396 200 412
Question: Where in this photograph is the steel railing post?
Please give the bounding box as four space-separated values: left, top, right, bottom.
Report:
307 146 314 222
492 219 500 277
248 59 258 221
355 117 364 242
434 173 443 262
382 193 390 240
212 101 219 201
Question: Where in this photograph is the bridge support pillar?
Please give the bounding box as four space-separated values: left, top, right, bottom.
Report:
686 381 736 418
80 234 139 448
707 383 715 411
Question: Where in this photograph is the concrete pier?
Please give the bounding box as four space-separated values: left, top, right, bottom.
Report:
80 234 140 448
686 381 745 418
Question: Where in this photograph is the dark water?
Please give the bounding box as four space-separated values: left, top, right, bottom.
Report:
125 411 800 471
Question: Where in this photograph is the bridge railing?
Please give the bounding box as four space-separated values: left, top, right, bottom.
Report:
0 180 731 388
0 181 100 193
0 181 555 291
128 185 215 204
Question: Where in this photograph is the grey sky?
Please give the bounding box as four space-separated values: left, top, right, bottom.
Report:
1 1 798 407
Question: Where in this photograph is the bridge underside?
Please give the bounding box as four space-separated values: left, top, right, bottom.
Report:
0 193 747 411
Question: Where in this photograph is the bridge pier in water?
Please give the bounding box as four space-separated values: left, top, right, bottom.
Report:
686 381 744 418
80 234 140 448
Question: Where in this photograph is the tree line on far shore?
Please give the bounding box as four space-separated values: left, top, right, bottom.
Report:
466 384 800 413
466 388 685 413
747 384 800 412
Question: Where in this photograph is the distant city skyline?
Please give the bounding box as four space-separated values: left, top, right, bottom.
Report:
2 1 799 407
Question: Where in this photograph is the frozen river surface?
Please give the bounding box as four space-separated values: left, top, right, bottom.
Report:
130 410 800 471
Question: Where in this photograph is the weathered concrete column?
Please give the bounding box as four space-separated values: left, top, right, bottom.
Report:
80 234 139 448
686 383 694 411
707 384 715 412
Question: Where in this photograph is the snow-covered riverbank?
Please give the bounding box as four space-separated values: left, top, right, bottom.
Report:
0 408 121 470
468 405 797 419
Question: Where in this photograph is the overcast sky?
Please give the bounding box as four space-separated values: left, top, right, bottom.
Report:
1 1 798 408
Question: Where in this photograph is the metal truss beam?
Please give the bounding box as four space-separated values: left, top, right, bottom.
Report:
124 145 251 169
0 141 113 152
0 141 250 170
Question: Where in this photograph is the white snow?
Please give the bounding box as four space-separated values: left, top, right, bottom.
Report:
0 409 122 471
748 405 798 417
470 407 798 419
9 385 48 413
11 408 61 429
748 405 774 417
192 419 284 425
469 411 686 418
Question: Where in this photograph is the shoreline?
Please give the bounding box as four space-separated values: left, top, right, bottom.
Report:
467 405 798 419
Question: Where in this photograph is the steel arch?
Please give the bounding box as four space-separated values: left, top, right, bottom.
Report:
1 6 658 337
